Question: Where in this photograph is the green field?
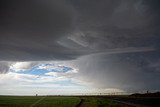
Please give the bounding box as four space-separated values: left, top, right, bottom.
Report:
0 96 80 107
0 96 122 107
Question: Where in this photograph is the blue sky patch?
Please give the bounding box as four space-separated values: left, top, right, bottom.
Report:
11 63 73 76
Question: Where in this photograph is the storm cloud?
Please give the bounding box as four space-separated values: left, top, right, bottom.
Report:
0 0 159 61
72 52 160 92
0 0 160 93
0 0 77 61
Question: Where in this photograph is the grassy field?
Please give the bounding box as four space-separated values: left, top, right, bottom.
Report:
0 96 123 107
0 96 80 107
0 95 159 107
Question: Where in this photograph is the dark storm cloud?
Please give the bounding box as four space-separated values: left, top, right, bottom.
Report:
0 0 159 61
67 0 160 92
0 0 78 61
0 0 160 92
69 0 160 50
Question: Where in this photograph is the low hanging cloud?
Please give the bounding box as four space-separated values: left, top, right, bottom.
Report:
0 62 12 74
10 62 38 72
71 52 160 92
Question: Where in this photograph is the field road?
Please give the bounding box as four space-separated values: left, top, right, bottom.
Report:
107 96 160 107
111 99 148 107
76 99 85 107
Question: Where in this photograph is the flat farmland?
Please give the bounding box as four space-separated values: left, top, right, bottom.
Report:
0 95 159 107
0 96 123 107
0 96 80 107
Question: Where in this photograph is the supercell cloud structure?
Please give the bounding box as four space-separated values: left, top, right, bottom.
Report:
0 0 160 94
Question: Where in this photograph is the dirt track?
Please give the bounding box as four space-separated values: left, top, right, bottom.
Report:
76 99 85 107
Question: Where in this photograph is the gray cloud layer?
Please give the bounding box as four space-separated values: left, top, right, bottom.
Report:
0 0 160 92
0 0 159 61
0 0 77 61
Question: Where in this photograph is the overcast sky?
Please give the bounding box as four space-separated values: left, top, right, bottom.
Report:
0 0 160 95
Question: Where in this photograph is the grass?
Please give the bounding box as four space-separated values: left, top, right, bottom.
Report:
0 96 80 107
79 97 99 107
0 96 124 107
98 97 122 107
